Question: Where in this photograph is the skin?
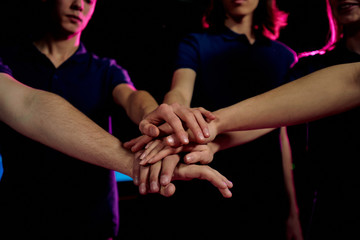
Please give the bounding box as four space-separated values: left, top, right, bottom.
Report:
131 1 301 237
0 0 233 197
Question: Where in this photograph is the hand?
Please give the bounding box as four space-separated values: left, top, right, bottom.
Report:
133 152 233 198
123 123 173 153
139 103 216 144
138 139 215 166
133 151 177 197
164 118 219 147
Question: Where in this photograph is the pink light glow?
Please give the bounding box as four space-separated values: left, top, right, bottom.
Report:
298 0 337 58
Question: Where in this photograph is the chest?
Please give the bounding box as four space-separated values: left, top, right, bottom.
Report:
9 58 112 117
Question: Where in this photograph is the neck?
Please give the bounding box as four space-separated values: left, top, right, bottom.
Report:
344 23 360 55
224 14 255 44
34 33 81 68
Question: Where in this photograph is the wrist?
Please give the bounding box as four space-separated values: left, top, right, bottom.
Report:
208 141 220 155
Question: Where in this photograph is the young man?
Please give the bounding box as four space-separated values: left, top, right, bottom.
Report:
0 0 231 239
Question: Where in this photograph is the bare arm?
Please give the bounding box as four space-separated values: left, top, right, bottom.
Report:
208 128 275 153
0 73 134 176
163 68 197 106
279 127 303 240
112 83 158 125
212 62 360 134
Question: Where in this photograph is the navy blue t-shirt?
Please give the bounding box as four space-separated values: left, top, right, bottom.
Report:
175 27 296 110
171 28 296 238
0 42 132 239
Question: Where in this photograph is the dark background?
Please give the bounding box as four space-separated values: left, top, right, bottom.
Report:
0 0 329 103
0 0 330 238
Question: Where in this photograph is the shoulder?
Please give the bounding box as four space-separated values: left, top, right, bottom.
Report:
85 50 133 86
270 40 297 59
266 40 297 67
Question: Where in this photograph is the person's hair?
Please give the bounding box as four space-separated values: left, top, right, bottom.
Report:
298 0 339 58
202 0 288 40
325 0 342 48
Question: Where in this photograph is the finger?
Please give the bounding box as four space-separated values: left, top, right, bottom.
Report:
164 134 182 147
141 104 189 144
141 140 166 163
130 135 154 153
160 154 181 186
173 164 233 198
197 107 216 122
181 144 213 164
157 122 173 136
139 165 150 195
192 109 210 138
146 145 184 165
139 139 162 162
184 152 204 164
149 161 162 193
139 121 160 138
172 104 205 143
132 151 142 186
159 183 176 197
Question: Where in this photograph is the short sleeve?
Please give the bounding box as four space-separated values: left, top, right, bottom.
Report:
174 34 201 72
107 59 135 90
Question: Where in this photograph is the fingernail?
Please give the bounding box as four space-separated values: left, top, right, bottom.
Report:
166 136 174 145
198 133 205 141
140 152 146 160
150 127 157 137
139 183 146 195
185 155 192 163
133 177 139 186
150 182 159 192
183 137 189 144
160 175 170 186
204 128 210 138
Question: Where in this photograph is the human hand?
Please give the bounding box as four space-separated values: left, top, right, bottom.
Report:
133 152 232 198
138 139 215 166
164 118 219 147
139 103 216 144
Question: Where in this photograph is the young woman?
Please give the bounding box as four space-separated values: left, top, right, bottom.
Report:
287 0 360 239
134 0 302 239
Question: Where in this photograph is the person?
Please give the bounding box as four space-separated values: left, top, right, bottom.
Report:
133 62 360 240
0 0 231 239
285 0 360 238
136 61 360 165
1 67 233 192
129 0 302 239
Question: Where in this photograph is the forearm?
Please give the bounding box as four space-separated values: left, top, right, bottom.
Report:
210 128 275 153
0 76 134 176
163 89 190 106
125 90 159 124
213 63 360 133
280 127 299 215
163 68 195 106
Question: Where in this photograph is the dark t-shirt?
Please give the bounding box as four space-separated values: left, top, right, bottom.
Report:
288 42 360 239
168 27 296 239
0 42 132 239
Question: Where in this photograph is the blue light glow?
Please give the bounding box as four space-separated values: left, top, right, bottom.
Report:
0 153 131 182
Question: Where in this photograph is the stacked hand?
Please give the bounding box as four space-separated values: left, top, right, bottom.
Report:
124 103 232 198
